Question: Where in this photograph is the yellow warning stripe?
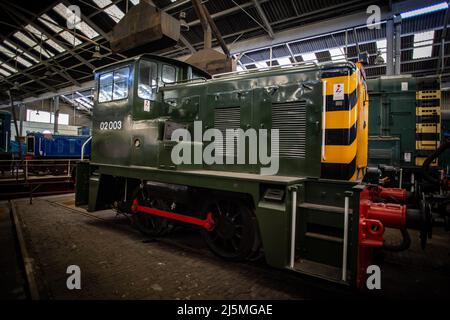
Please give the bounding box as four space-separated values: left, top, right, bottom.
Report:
416 123 441 133
322 140 357 164
325 107 357 129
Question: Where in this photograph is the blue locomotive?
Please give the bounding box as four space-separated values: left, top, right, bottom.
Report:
25 132 91 159
0 111 91 177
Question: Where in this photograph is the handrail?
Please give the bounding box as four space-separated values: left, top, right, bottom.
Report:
81 136 92 161
211 61 356 80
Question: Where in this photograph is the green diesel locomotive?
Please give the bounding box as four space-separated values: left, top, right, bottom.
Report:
76 54 426 288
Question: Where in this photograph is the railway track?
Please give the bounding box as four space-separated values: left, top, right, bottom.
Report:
8 200 39 299
16 195 447 299
46 199 360 298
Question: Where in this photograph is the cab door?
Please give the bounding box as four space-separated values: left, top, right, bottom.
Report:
92 65 133 166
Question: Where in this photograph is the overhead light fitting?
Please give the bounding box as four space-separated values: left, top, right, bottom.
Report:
92 45 102 59
374 50 385 65
179 11 189 31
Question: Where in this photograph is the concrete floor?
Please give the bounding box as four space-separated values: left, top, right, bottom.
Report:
3 194 450 299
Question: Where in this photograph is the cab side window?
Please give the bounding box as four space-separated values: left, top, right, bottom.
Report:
98 66 130 103
138 60 158 100
162 64 177 83
113 67 129 100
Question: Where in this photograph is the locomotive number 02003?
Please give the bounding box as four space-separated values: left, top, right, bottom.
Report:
99 121 122 130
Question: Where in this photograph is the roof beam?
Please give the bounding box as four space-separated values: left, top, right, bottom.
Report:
60 94 92 115
179 35 196 53
439 1 450 74
0 37 80 87
62 0 111 41
0 80 95 108
0 6 82 86
2 3 96 71
252 0 274 39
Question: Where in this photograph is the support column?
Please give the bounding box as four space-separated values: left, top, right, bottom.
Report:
19 104 25 137
394 15 402 75
386 18 394 76
53 96 59 134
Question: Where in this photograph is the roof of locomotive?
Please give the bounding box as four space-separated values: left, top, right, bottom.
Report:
94 53 211 78
161 61 358 90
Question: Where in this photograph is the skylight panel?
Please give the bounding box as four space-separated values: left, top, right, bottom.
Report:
3 40 40 63
13 31 53 58
401 2 448 18
24 24 65 53
0 45 33 67
39 14 83 46
255 61 268 69
376 39 386 49
1 62 18 73
376 39 387 62
92 0 125 23
413 31 434 59
46 39 65 53
278 57 292 65
329 48 346 62
53 3 99 39
302 52 318 63
0 68 11 77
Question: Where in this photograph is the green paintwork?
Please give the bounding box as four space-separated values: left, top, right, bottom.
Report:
76 55 364 286
367 76 417 166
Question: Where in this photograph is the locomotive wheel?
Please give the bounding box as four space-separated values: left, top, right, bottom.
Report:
132 188 172 237
202 197 260 260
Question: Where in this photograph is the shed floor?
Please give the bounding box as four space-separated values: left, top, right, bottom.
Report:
4 194 450 299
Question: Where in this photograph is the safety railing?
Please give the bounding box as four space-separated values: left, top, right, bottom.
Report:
0 158 79 182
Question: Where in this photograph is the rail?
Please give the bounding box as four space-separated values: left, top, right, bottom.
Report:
0 159 78 201
211 61 357 80
0 158 79 182
81 136 92 161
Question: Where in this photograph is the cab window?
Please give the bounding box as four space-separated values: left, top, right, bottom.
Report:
98 66 129 103
138 60 158 100
162 64 177 83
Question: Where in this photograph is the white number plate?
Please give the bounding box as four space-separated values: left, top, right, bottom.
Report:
99 121 122 130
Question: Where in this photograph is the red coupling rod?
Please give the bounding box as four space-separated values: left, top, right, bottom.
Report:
131 199 215 231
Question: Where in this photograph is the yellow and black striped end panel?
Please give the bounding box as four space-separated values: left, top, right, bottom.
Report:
416 123 441 133
320 70 358 181
321 156 357 180
417 99 440 108
416 107 441 117
416 140 440 150
415 156 438 167
416 90 440 100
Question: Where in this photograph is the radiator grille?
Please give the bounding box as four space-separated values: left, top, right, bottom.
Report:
272 101 307 158
369 148 393 159
214 107 241 157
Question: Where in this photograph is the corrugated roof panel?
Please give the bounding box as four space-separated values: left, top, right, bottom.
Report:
24 24 65 53
0 44 33 67
0 62 18 73
92 0 125 23
260 0 296 23
3 40 40 63
53 3 99 39
402 10 445 34
39 14 83 47
13 31 53 58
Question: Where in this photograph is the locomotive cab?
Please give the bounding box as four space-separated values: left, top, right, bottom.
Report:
92 54 209 166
